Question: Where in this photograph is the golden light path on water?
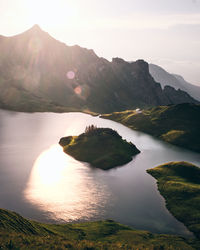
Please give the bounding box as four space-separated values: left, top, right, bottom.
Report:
24 144 111 222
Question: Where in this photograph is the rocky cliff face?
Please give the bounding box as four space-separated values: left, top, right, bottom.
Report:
0 25 198 113
163 85 198 104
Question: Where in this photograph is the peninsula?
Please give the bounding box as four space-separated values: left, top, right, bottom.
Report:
101 103 200 153
147 161 200 239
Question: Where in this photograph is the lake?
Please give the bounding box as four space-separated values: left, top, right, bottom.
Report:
0 109 199 237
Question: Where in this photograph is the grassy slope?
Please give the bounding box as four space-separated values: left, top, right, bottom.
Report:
101 103 200 152
0 208 197 249
59 128 140 170
0 80 99 115
147 161 200 240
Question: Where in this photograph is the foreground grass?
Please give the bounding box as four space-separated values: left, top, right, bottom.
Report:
147 161 200 240
0 208 198 249
101 103 200 152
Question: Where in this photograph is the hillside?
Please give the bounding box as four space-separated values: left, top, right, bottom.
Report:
0 208 197 249
149 64 200 102
0 81 79 113
0 25 198 113
59 126 140 169
101 103 200 152
147 161 200 239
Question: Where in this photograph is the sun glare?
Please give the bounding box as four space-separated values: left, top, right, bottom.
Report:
24 144 111 222
26 0 79 28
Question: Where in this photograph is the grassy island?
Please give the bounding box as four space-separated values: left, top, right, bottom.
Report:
0 208 197 249
101 103 200 152
147 161 200 239
59 125 140 170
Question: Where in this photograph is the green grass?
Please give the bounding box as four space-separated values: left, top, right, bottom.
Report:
59 127 140 170
0 208 198 249
101 103 200 152
147 161 200 240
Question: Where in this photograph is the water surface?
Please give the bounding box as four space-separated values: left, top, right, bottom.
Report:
0 109 199 237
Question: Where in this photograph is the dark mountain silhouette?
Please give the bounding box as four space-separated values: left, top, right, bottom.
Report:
149 64 200 102
0 25 198 113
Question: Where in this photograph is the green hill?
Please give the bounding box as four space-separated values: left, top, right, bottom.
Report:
147 161 200 239
59 126 140 170
0 208 197 249
101 103 200 152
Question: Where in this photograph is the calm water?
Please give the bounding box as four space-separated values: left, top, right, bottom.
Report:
0 109 199 237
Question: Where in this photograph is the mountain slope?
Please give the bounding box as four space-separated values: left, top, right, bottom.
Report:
0 208 196 249
0 25 198 113
149 64 200 101
101 103 200 152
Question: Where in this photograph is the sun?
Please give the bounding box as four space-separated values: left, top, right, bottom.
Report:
26 0 79 28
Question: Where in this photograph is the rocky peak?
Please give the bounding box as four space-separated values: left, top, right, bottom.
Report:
30 24 42 31
112 57 126 64
25 24 49 37
134 59 149 73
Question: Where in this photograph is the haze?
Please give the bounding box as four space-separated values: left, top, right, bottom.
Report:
0 0 200 85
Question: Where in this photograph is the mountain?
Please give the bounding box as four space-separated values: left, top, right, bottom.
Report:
0 25 198 113
101 103 200 152
149 64 200 102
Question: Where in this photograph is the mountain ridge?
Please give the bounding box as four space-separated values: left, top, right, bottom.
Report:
0 25 198 113
149 63 200 102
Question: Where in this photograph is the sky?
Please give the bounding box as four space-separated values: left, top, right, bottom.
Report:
0 0 200 85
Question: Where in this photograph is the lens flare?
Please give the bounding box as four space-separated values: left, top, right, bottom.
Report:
74 86 82 95
66 71 75 80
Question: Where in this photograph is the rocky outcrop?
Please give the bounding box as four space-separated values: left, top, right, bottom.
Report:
163 85 198 104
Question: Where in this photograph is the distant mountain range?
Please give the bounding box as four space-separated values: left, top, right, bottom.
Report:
0 25 198 113
149 64 200 102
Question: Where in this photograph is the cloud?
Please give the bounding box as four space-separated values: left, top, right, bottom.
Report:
92 13 200 30
59 12 200 32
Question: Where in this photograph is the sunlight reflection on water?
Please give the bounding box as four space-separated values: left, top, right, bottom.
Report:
24 144 111 222
1 110 198 236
